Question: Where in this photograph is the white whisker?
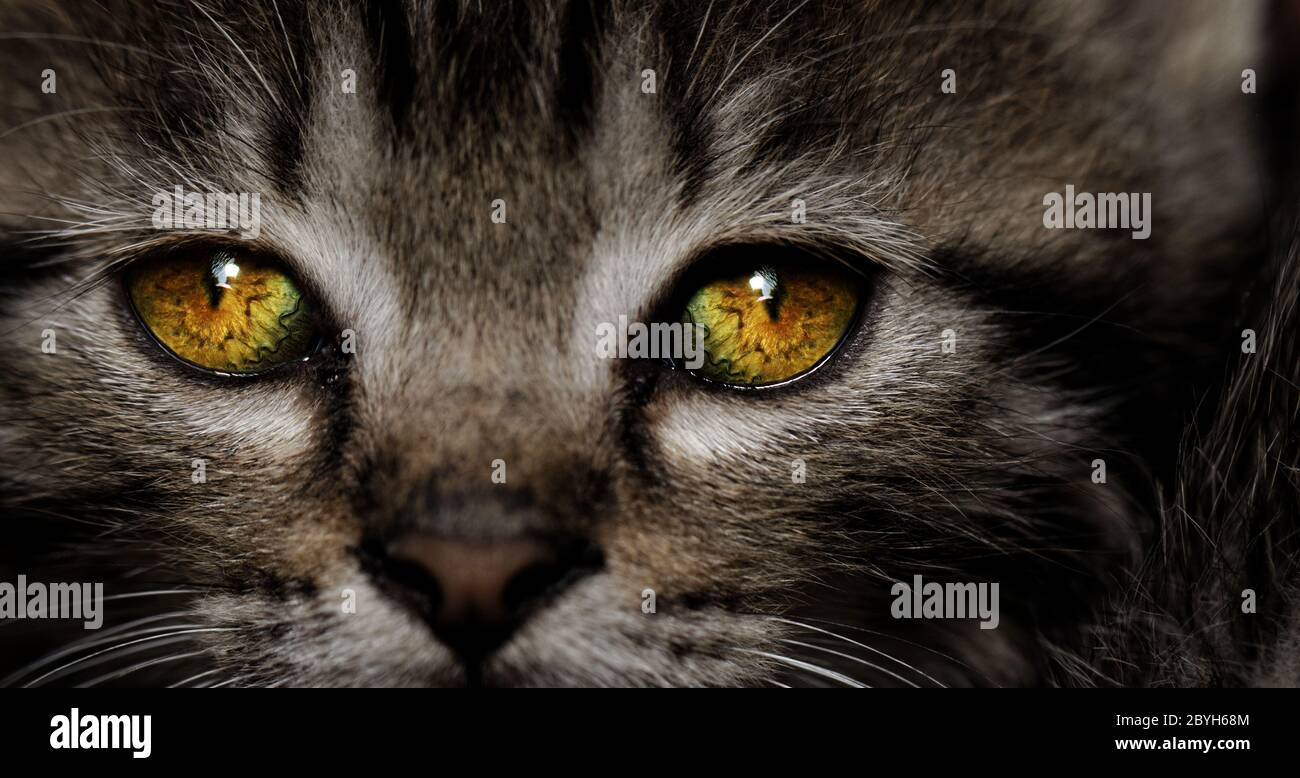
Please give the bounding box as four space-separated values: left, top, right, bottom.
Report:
170 668 224 688
737 648 867 688
78 650 209 688
771 617 946 687
779 638 919 688
25 627 237 687
2 612 193 685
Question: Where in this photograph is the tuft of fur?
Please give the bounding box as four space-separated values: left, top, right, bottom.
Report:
1088 209 1300 687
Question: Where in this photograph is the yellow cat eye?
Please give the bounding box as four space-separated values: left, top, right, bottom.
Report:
680 257 861 387
126 249 318 375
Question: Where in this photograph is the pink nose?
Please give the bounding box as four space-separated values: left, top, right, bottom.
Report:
389 535 553 624
374 533 602 666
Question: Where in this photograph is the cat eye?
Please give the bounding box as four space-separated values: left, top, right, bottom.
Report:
676 253 863 387
126 248 318 376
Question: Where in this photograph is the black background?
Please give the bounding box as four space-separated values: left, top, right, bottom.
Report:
0 689 1286 766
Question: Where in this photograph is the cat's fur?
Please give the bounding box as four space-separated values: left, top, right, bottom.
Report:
0 0 1295 686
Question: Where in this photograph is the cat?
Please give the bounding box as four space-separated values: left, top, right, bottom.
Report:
0 0 1295 687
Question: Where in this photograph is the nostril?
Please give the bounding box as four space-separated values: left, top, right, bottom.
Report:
360 533 603 669
357 537 446 617
501 562 569 613
501 538 604 613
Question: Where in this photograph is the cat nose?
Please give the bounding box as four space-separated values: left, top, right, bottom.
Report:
374 533 603 668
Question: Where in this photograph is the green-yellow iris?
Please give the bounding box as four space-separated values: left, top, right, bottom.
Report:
681 260 859 386
127 250 316 374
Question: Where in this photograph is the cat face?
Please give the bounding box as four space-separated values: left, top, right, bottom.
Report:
0 0 1267 686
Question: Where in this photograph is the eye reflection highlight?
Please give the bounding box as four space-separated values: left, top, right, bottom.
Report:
748 268 778 302
212 254 241 290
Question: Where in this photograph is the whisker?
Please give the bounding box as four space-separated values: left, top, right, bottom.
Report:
770 617 945 687
2 612 193 685
29 633 204 688
77 650 209 688
100 590 205 602
737 649 867 688
169 668 223 688
796 615 994 686
778 638 920 688
25 627 237 687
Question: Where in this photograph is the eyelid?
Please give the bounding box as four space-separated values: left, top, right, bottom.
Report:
116 236 326 311
115 233 315 288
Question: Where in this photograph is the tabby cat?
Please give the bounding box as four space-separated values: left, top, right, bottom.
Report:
0 0 1296 687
